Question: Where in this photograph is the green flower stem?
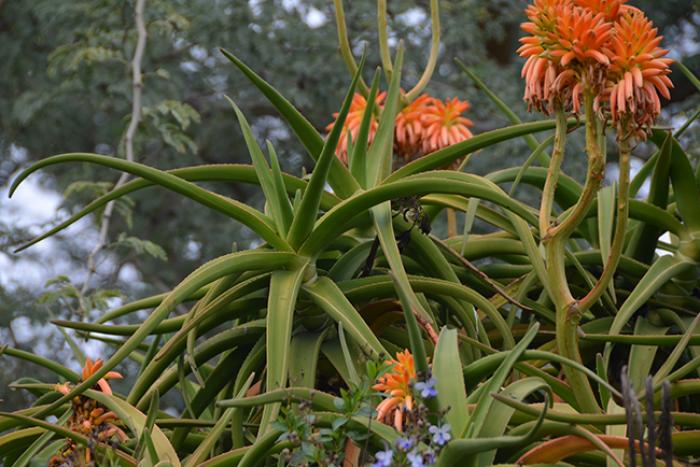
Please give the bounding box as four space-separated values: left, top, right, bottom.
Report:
539 109 568 238
332 0 369 95
405 0 440 101
544 92 604 414
549 102 605 241
377 0 393 81
579 137 631 312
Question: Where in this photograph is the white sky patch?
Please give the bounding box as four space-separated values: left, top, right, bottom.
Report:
304 7 327 29
605 157 650 199
668 15 700 60
656 231 674 257
396 7 427 27
0 168 100 291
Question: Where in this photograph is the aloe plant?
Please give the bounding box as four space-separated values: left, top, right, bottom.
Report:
2 1 700 466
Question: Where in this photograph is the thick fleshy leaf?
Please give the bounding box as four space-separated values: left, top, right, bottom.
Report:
603 254 694 366
626 134 673 263
386 119 575 182
475 378 550 466
258 268 306 436
365 45 403 187
220 48 359 198
12 410 70 467
464 323 539 438
286 52 365 248
183 373 255 467
302 276 387 357
9 154 289 250
288 331 328 388
433 328 469 437
349 68 381 187
16 164 340 254
597 184 617 301
35 251 298 418
228 98 294 235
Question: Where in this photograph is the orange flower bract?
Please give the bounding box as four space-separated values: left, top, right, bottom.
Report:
519 0 672 135
373 350 416 431
395 94 432 160
606 10 673 133
50 358 126 466
326 91 385 165
420 97 474 155
326 92 474 166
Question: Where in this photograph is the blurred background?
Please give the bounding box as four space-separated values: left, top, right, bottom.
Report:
1 0 698 411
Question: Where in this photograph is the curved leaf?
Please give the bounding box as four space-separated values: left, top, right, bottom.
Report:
220 48 359 198
9 154 289 250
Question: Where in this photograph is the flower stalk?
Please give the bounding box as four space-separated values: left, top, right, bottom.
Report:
579 135 632 312
377 0 393 81
539 108 568 238
333 0 369 95
405 0 440 101
545 92 604 413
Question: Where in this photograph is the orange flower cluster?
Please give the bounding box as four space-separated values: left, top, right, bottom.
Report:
519 0 672 136
50 359 126 466
372 350 416 431
327 94 473 165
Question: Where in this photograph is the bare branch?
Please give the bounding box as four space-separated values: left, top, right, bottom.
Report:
80 0 147 307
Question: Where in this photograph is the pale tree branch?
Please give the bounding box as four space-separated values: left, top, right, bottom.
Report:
80 0 147 309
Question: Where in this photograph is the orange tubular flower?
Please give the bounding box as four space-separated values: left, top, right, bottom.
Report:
518 0 574 113
606 10 673 135
394 94 431 160
373 350 416 431
326 92 385 165
50 358 126 466
82 358 123 395
420 97 474 156
574 0 633 20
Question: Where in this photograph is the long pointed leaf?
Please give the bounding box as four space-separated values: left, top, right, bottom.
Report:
220 48 359 197
258 267 306 436
433 328 469 437
286 52 365 248
9 154 289 250
228 98 294 235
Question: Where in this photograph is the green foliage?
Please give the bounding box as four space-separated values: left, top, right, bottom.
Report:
2 1 700 466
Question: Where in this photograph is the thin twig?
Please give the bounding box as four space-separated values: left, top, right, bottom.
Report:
431 236 534 312
79 0 147 308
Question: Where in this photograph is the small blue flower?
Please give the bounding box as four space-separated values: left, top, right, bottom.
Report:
407 450 425 467
414 378 438 398
396 436 414 451
429 423 452 446
424 448 437 466
373 449 393 467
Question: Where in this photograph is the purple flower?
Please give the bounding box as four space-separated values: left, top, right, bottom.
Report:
429 423 452 446
407 450 425 467
414 378 438 398
424 448 437 465
373 449 393 467
396 436 414 451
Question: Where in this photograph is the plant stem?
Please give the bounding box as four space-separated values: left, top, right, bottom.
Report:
579 136 631 312
447 207 457 237
544 92 604 413
549 96 606 240
539 109 568 238
332 0 369 95
405 0 440 101
377 0 393 81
